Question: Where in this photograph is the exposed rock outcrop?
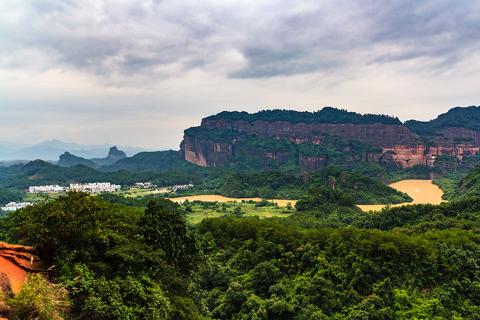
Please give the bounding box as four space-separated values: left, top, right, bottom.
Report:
181 136 233 167
0 242 44 294
106 146 127 162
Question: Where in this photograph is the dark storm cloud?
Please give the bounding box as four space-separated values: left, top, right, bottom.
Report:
365 0 480 65
232 0 480 77
1 0 480 80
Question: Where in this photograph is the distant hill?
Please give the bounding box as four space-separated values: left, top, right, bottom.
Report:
103 150 194 172
0 159 198 189
406 106 480 136
58 146 128 168
58 152 97 168
0 140 146 161
91 147 128 167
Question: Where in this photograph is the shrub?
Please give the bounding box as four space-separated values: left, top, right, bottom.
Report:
7 274 70 320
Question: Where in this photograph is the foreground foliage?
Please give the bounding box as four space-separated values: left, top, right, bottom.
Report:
1 192 480 319
6 274 70 320
1 192 203 319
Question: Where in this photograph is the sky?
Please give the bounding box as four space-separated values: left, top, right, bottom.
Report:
1 0 480 150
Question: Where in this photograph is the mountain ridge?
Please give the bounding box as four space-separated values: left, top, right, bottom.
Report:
0 140 146 161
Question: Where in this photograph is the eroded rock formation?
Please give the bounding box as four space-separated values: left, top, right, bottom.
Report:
0 242 44 294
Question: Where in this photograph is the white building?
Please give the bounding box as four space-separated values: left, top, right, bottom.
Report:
28 185 65 193
1 202 32 212
170 184 194 192
69 182 121 194
135 182 155 188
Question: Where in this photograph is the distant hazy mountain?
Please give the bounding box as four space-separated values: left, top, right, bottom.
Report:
91 147 127 166
58 146 129 168
0 139 147 161
58 152 98 168
103 150 192 172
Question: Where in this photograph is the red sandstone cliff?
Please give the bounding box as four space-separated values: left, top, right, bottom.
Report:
0 242 44 294
181 117 480 170
201 119 418 147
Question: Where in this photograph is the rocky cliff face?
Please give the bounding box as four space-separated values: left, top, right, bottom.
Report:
181 135 233 167
0 242 44 295
181 109 480 170
201 119 418 147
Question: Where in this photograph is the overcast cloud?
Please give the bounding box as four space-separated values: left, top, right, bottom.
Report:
1 0 479 149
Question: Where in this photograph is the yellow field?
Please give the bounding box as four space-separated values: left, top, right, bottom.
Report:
168 195 296 207
357 179 444 212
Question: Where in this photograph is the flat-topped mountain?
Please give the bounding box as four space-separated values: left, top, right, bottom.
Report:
181 106 480 171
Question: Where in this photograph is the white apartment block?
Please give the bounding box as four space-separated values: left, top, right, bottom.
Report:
28 185 65 193
170 184 194 192
69 182 121 194
1 202 32 212
135 182 155 188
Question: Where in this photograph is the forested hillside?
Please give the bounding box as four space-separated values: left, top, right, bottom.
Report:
219 167 411 204
406 106 480 135
0 160 199 190
0 192 479 319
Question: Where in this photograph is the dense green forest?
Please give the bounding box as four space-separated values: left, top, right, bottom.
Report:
0 190 479 319
205 108 402 125
219 167 411 204
0 159 413 206
442 166 480 200
0 188 24 204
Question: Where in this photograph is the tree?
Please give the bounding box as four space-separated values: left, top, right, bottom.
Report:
140 200 198 275
233 207 243 216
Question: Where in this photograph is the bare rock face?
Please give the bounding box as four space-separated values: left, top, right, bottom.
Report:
181 136 233 167
0 242 44 295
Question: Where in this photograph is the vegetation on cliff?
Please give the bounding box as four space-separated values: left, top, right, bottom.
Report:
444 165 480 200
183 127 385 172
205 107 402 125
